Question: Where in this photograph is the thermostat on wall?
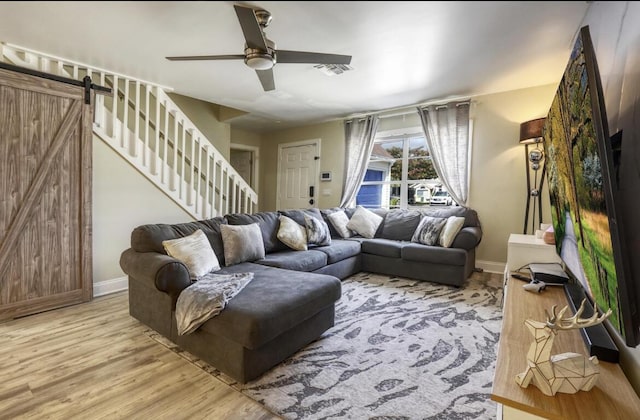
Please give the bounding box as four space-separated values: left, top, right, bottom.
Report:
320 171 332 181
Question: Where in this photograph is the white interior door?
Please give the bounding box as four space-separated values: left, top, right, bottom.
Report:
278 141 319 210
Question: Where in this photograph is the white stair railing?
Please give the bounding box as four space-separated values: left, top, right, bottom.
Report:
0 42 257 219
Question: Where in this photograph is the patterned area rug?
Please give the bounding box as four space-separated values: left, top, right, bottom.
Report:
146 271 503 419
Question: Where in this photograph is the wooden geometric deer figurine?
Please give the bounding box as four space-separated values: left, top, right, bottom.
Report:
515 299 612 396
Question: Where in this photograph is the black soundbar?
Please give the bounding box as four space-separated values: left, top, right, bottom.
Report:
563 282 619 363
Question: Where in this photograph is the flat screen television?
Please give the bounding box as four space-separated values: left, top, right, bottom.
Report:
543 25 639 348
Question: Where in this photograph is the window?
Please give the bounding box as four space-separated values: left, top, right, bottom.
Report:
355 127 452 209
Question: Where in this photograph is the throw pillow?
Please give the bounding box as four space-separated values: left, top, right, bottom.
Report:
162 229 220 280
346 205 383 239
327 210 353 238
439 216 466 248
304 214 331 246
411 216 448 246
220 223 266 266
277 215 308 251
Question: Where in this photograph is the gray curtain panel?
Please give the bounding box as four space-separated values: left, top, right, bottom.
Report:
340 115 379 208
417 102 471 207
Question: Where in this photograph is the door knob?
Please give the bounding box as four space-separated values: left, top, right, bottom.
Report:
309 199 314 205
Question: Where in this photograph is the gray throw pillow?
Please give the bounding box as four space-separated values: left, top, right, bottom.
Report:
411 216 447 246
305 214 331 246
220 223 266 266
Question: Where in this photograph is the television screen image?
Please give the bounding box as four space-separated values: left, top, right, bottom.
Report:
543 26 637 346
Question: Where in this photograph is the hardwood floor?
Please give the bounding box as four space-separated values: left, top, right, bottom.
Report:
0 292 280 420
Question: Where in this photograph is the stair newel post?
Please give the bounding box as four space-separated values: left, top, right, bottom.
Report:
122 79 130 150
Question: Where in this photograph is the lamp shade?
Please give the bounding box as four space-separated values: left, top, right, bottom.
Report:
519 118 546 144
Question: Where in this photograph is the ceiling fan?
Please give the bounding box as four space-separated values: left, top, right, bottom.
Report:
166 4 352 92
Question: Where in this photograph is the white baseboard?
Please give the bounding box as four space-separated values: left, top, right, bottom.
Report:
94 276 128 297
476 260 506 274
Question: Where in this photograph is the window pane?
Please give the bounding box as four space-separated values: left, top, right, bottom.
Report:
407 157 437 181
390 159 402 181
408 137 428 157
389 183 401 209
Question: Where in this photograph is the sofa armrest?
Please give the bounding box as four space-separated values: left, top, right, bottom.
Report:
119 248 191 297
451 226 482 250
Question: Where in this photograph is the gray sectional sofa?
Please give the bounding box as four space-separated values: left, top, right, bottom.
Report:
119 206 482 383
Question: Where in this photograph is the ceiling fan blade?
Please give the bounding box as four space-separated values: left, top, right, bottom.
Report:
276 50 352 65
234 5 268 51
256 69 275 91
166 55 245 61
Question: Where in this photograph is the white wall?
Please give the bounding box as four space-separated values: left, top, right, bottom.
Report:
92 136 193 283
470 84 557 265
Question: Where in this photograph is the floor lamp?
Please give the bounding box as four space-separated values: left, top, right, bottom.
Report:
520 118 546 235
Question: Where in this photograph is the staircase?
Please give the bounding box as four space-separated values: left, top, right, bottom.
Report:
0 42 258 220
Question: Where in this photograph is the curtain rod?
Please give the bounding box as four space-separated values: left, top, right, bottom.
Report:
342 94 475 121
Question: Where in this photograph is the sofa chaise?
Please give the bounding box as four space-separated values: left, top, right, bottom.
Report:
119 206 482 383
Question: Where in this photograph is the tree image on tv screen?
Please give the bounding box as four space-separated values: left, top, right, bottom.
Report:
543 32 621 333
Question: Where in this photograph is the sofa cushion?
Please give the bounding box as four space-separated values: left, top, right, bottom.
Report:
131 217 227 265
202 263 341 349
360 238 405 258
346 206 383 239
380 209 422 241
315 239 361 264
256 249 328 272
411 215 447 246
305 214 332 246
221 223 266 266
225 211 287 253
279 208 323 226
401 243 466 265
277 215 308 251
162 229 220 279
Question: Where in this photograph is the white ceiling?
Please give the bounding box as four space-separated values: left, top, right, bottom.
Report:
0 1 590 132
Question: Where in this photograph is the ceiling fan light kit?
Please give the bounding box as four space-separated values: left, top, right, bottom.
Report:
166 4 352 91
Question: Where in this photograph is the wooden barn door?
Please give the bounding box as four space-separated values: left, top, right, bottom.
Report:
0 66 94 320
